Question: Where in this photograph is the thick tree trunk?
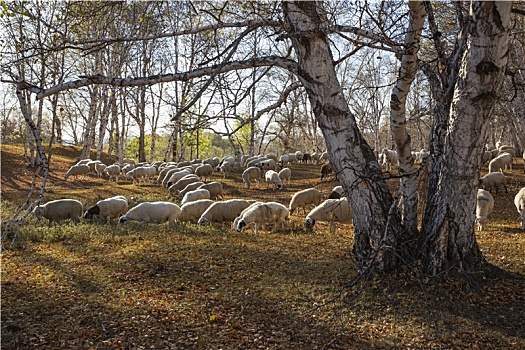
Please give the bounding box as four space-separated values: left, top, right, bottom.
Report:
390 1 426 240
421 1 511 275
283 1 404 272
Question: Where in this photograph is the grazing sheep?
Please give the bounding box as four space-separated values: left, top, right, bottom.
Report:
265 170 283 190
195 164 214 183
475 189 494 231
218 159 235 178
161 168 185 187
288 188 322 215
328 185 344 199
488 153 513 173
76 159 92 166
246 156 267 168
231 202 263 232
478 172 508 194
295 151 304 162
198 182 224 200
95 162 107 178
278 154 289 169
118 201 181 227
304 198 352 233
319 151 329 163
496 148 516 160
514 187 525 231
32 199 83 227
168 175 200 196
301 153 311 164
105 164 121 182
278 167 292 185
64 164 90 181
178 181 205 200
234 202 290 234
256 158 277 172
379 148 399 171
181 189 210 205
242 166 262 189
126 167 148 186
166 169 192 187
86 160 102 173
320 163 333 180
83 195 128 224
310 152 320 164
197 199 256 225
178 199 215 223
121 163 135 175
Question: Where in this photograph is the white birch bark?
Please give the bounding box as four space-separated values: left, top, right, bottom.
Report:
389 1 426 237
421 1 511 275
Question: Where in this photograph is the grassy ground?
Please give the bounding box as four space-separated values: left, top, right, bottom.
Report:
1 144 524 349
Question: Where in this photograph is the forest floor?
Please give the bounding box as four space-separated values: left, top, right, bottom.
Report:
1 143 524 350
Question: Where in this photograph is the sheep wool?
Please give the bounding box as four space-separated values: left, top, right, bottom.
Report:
288 188 322 215
181 189 210 205
235 202 289 234
32 199 83 227
179 199 215 223
476 189 494 231
304 198 352 233
514 187 525 231
64 164 90 181
197 199 256 225
479 172 508 194
118 201 181 227
84 195 128 224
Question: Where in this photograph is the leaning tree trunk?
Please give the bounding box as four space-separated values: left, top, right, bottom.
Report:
283 1 404 273
421 1 511 276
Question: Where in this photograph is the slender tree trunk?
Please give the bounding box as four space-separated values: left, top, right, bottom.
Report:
283 1 404 272
421 1 511 275
390 1 426 243
96 88 111 160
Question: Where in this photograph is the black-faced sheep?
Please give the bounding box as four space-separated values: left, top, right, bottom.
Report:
118 201 181 227
304 198 352 233
234 202 289 234
328 185 344 199
83 195 128 224
32 199 83 227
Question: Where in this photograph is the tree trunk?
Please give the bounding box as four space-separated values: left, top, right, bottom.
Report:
421 1 511 275
96 88 111 160
389 1 426 242
283 1 404 272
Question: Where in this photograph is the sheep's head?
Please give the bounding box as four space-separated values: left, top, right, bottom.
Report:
236 219 247 232
32 207 44 220
84 205 100 219
304 217 315 229
198 217 209 225
118 216 128 225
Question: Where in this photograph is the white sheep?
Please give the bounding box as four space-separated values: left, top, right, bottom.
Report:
86 160 102 173
488 152 513 173
118 201 181 227
304 198 352 233
319 151 329 163
256 158 276 171
218 159 235 178
166 169 193 187
278 167 291 185
178 181 205 200
104 164 121 182
234 202 289 234
83 195 128 224
181 188 211 205
231 202 263 232
265 170 282 190
178 199 215 223
514 187 525 231
197 199 256 225
194 164 214 183
310 152 320 164
295 151 304 162
478 172 508 194
475 189 494 231
121 163 135 175
278 154 289 169
168 175 200 196
95 162 107 178
198 182 224 200
328 185 344 199
64 164 90 181
156 165 176 184
242 166 262 189
288 188 322 215
32 199 83 227
161 168 184 187
126 167 148 186
379 148 399 171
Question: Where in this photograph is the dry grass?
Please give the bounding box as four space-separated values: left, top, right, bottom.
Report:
1 144 524 349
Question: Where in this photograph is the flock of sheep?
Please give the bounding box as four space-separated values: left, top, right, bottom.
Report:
33 150 352 234
32 143 525 233
378 142 525 231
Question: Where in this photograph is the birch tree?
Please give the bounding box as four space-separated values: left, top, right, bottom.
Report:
3 1 516 277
